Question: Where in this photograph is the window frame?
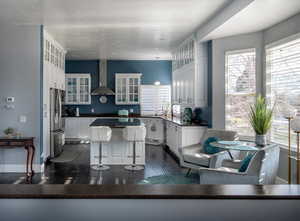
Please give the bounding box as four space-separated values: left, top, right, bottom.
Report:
140 85 171 116
265 33 300 150
224 48 257 137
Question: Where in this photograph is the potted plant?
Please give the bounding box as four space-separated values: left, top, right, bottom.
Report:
248 95 274 146
3 127 15 138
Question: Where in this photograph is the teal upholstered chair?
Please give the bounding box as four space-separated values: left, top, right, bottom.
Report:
198 144 280 184
178 129 239 175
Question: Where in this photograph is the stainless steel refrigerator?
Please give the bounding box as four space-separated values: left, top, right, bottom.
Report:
50 88 65 158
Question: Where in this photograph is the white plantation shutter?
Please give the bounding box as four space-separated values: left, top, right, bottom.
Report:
225 49 256 136
266 36 300 147
141 85 171 115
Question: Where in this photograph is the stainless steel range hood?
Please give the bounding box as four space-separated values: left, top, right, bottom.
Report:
91 60 115 96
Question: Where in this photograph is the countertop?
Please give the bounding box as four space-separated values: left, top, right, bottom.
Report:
89 118 142 128
0 184 299 199
63 114 208 127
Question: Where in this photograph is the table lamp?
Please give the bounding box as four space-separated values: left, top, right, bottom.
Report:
291 118 300 184
278 103 297 184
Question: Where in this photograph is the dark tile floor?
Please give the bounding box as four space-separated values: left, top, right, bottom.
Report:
0 144 197 184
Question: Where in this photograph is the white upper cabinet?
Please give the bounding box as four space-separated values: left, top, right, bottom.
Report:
44 31 66 90
115 73 142 105
65 74 91 105
172 37 207 107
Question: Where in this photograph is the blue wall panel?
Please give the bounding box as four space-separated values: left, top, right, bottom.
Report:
65 60 172 115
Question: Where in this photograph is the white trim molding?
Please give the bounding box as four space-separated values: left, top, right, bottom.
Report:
265 32 300 49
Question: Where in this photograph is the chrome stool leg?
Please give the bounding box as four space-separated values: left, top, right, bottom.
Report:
124 141 144 171
92 142 110 171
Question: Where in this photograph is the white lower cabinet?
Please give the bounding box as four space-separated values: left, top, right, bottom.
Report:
166 121 179 155
166 121 206 158
140 118 164 145
65 118 95 140
90 128 145 165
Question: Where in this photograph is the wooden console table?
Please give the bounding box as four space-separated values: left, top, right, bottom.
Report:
0 137 35 177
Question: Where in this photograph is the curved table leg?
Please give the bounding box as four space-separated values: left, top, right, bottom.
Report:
25 146 29 176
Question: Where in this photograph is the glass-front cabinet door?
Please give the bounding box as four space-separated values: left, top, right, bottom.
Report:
115 73 142 105
65 74 91 105
79 77 90 103
128 77 140 103
66 77 78 103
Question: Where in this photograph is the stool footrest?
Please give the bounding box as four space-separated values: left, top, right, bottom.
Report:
124 165 144 171
91 164 110 171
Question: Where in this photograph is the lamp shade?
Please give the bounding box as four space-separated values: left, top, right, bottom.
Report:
291 118 300 132
277 102 297 118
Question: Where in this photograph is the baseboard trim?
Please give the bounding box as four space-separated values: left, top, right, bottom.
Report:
0 164 41 173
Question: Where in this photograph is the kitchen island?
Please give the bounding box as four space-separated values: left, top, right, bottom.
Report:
89 118 145 165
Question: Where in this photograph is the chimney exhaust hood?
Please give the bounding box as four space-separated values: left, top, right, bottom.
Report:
91 60 115 96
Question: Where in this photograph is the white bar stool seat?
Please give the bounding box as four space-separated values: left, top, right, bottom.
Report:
90 126 112 170
123 125 146 171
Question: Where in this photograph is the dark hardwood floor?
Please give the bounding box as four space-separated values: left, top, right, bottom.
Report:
0 144 197 184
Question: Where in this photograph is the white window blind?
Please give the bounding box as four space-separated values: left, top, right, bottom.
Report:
141 85 171 115
225 49 256 136
266 36 300 147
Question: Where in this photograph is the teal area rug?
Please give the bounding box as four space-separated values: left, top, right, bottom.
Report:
138 173 199 184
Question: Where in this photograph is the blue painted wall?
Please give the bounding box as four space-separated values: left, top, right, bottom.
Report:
65 60 172 114
192 41 212 127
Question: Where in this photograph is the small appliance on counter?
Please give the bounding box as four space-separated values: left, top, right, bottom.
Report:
118 109 129 117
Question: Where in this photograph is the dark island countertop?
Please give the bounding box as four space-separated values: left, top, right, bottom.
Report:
0 184 300 199
63 114 208 127
89 118 142 128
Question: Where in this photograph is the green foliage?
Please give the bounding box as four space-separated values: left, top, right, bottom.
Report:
3 127 14 135
248 95 274 135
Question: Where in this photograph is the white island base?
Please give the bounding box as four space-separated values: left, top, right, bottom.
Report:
90 128 145 166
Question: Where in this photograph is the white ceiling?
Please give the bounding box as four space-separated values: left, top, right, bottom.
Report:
203 0 300 41
0 0 300 60
0 0 231 60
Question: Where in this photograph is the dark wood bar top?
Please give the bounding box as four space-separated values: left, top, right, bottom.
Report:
0 185 300 199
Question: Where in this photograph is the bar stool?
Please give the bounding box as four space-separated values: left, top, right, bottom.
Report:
90 126 112 170
123 125 146 171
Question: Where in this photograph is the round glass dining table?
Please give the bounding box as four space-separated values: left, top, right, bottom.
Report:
210 140 259 160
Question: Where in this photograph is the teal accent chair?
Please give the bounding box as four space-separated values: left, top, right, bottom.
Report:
198 144 280 184
179 129 239 175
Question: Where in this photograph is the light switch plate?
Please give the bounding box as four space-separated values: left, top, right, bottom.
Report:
19 115 27 123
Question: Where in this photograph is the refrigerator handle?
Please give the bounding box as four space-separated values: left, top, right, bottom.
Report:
58 90 62 119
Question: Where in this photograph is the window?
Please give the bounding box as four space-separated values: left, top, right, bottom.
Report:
141 85 171 115
225 49 256 136
266 36 300 147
